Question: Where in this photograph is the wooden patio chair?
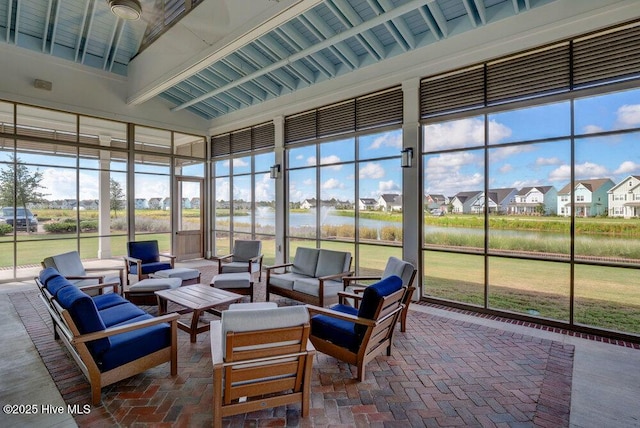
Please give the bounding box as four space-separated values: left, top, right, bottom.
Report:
307 275 406 381
210 305 315 428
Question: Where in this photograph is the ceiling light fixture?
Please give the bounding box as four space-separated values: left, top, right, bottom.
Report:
109 0 142 21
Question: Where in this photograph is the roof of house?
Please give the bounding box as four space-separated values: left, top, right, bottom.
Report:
558 179 614 195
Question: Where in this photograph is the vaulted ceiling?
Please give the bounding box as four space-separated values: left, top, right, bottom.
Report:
0 0 557 121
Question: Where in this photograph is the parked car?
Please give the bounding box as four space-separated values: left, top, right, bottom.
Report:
0 207 38 232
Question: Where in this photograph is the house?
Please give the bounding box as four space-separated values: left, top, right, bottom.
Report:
359 198 377 211
191 197 200 209
162 198 171 210
148 198 163 210
608 175 640 218
509 186 558 215
377 194 402 212
425 194 448 212
301 199 316 210
450 191 482 214
557 179 615 217
182 198 191 209
80 200 99 210
135 198 148 209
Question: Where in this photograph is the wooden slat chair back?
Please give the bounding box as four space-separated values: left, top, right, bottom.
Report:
211 306 315 428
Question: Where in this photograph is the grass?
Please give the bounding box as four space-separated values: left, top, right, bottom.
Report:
424 251 640 334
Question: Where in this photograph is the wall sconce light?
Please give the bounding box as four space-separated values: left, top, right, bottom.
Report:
401 147 414 168
270 164 281 179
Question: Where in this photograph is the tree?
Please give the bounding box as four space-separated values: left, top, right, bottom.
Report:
110 179 125 218
0 154 47 209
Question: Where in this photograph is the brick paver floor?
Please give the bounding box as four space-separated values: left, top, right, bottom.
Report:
10 281 573 427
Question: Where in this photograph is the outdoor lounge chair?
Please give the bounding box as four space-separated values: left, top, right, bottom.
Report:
342 256 416 332
210 305 315 428
307 275 405 381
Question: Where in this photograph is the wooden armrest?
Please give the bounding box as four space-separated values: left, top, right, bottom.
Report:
337 291 364 301
159 253 176 259
72 313 180 344
265 262 293 272
212 253 233 261
84 267 125 274
248 254 264 263
123 255 142 264
65 274 104 280
78 280 120 293
343 275 381 285
318 270 354 281
306 304 375 326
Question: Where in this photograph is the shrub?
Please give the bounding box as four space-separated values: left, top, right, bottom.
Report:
44 222 77 233
380 226 402 241
0 223 13 235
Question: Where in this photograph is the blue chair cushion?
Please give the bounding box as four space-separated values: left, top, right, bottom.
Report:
129 261 173 275
354 275 403 337
39 267 62 286
99 315 172 372
311 309 361 352
128 241 160 264
92 293 129 311
56 285 110 357
99 304 147 328
46 275 73 298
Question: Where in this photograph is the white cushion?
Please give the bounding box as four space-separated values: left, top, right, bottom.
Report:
128 277 182 292
229 302 277 311
152 267 200 281
211 272 252 289
221 306 309 358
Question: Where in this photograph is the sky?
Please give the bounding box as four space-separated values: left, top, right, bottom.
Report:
424 88 640 197
2 88 639 204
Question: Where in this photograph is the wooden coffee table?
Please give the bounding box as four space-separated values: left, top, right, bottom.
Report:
156 284 243 342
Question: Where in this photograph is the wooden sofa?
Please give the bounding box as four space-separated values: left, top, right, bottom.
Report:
265 247 353 307
36 267 179 405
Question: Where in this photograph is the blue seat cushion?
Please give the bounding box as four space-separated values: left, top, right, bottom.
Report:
311 304 360 352
99 303 147 327
56 285 110 357
99 315 172 372
129 262 173 275
354 275 403 337
92 293 129 311
46 275 73 298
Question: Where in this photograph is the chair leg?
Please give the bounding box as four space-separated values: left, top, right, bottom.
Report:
356 363 366 381
400 306 408 332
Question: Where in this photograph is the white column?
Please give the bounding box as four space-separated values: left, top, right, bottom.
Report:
402 78 421 300
273 116 285 265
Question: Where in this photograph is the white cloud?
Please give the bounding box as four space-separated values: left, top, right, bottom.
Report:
549 162 609 182
549 165 570 182
319 155 342 170
303 179 314 186
232 158 249 167
215 179 230 201
296 154 304 160
488 119 512 144
322 178 343 190
614 161 640 175
425 118 484 150
616 104 640 127
368 132 402 150
41 168 77 200
536 157 562 166
490 145 533 161
583 124 604 134
359 163 385 179
254 173 274 201
306 156 316 166
499 164 513 174
378 180 400 192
